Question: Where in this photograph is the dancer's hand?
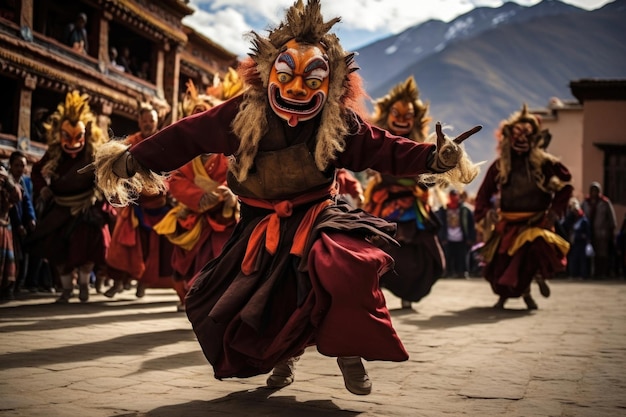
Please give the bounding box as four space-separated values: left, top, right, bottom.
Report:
112 151 138 178
430 122 482 172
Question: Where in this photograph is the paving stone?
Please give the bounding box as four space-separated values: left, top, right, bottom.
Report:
1 279 625 416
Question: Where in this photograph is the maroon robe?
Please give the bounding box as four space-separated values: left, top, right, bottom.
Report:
27 150 113 274
129 96 441 379
474 158 573 298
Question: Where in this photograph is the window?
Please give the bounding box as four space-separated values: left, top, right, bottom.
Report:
109 21 155 83
600 144 626 205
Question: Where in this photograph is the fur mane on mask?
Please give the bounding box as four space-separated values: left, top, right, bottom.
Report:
42 90 108 179
496 104 566 193
371 76 431 142
230 0 363 182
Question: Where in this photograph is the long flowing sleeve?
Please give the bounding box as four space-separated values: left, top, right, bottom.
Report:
336 121 437 177
474 161 499 223
130 97 242 174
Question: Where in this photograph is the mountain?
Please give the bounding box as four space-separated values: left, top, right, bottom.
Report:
355 0 584 93
353 0 626 193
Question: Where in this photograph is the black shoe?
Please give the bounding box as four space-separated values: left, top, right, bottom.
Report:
55 289 74 304
79 285 89 302
400 300 412 309
523 295 538 310
104 282 123 298
136 283 146 298
1 287 15 301
493 296 506 309
537 279 550 298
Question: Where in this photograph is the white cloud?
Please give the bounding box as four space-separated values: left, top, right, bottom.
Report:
183 5 253 56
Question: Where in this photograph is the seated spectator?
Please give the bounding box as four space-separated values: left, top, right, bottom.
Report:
64 12 89 54
118 46 135 74
109 47 125 72
31 108 49 143
136 61 150 80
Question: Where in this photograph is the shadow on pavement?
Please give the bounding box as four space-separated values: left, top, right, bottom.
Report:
118 388 361 417
0 328 197 371
0 298 187 332
395 306 532 329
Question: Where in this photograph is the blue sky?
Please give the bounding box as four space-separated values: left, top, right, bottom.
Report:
183 0 612 57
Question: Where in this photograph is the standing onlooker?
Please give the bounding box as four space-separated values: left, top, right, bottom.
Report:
31 108 49 144
64 12 89 54
581 182 617 278
118 46 135 74
7 151 37 296
0 164 22 302
436 189 476 278
109 47 125 72
136 61 150 80
561 197 591 279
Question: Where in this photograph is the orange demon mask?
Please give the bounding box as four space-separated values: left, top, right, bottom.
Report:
60 119 86 157
268 39 329 127
387 100 415 137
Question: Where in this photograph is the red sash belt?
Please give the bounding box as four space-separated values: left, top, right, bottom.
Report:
240 187 334 275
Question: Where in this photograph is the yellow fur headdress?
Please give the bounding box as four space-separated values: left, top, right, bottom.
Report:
42 90 107 178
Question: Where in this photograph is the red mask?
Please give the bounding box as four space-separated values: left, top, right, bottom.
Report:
60 120 86 157
268 39 330 127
